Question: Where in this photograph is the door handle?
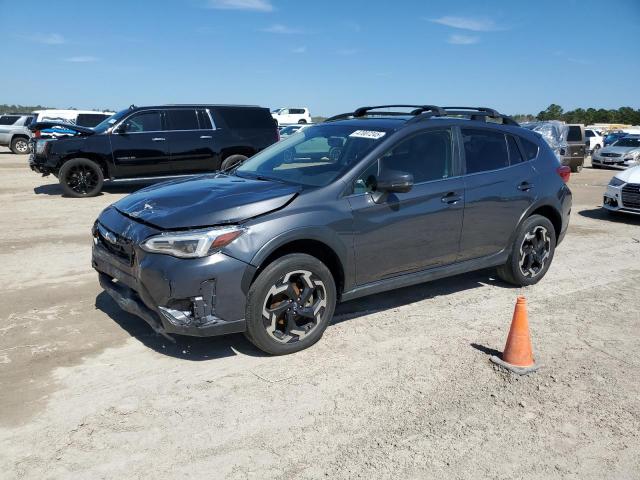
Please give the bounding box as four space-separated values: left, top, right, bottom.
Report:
441 192 462 204
152 137 166 142
517 182 534 191
200 135 212 139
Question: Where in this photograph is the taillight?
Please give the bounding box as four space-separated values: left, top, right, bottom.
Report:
34 130 41 138
556 166 570 183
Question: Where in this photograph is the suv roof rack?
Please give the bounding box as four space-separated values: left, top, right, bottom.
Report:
325 104 519 126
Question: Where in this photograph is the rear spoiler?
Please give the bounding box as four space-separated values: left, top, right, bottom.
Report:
28 121 96 136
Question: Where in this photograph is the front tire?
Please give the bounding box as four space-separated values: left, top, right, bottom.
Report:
10 136 30 155
571 162 583 173
220 154 248 171
58 158 104 198
245 254 336 355
496 214 556 286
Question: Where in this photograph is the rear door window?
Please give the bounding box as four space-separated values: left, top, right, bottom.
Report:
166 109 199 131
462 129 509 174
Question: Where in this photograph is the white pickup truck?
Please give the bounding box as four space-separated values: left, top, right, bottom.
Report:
585 128 604 153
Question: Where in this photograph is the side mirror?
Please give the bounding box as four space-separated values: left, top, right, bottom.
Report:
371 169 413 203
113 123 127 134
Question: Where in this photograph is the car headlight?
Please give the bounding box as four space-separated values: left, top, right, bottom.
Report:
608 177 625 187
623 151 639 160
140 226 245 258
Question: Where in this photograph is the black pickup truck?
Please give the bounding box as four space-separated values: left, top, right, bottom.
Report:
29 104 278 197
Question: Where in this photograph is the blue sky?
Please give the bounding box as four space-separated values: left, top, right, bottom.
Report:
1 0 639 116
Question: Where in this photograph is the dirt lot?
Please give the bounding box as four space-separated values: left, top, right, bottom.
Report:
0 146 639 479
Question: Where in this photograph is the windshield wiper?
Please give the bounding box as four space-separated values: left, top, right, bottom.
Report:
234 171 283 183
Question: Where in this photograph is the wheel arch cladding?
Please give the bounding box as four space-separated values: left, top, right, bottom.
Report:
530 205 561 240
250 239 345 295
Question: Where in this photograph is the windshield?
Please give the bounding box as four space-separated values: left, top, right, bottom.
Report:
613 137 640 148
236 123 391 187
92 109 128 133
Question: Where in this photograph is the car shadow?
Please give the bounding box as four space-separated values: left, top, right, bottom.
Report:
95 269 515 360
33 181 155 197
94 292 267 361
578 207 640 226
333 268 515 323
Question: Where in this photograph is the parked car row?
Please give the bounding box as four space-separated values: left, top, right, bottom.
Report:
28 104 279 197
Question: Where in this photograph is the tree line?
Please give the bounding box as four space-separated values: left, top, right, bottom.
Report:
512 104 640 125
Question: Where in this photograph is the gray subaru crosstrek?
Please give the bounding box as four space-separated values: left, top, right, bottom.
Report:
92 105 572 355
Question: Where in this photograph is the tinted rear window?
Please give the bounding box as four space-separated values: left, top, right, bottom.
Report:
166 109 199 130
567 126 583 141
0 115 20 125
76 113 111 127
214 107 273 129
507 135 525 164
462 128 509 173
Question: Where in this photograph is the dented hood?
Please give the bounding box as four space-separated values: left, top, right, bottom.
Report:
113 174 300 230
28 121 95 135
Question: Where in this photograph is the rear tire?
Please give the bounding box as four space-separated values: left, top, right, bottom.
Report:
571 162 583 173
58 158 104 198
244 254 336 355
496 214 556 287
10 136 30 155
220 154 248 171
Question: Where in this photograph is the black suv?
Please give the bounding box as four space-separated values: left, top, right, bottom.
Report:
29 105 278 197
92 105 572 355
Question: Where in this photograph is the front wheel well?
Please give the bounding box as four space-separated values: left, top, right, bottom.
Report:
530 205 562 240
61 155 109 178
252 240 345 295
220 147 256 160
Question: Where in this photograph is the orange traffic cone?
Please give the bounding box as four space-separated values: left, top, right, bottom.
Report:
490 296 540 374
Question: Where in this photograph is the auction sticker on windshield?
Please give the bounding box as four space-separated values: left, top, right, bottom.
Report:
349 130 386 140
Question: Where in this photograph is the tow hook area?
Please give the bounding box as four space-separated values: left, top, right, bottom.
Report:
158 280 221 328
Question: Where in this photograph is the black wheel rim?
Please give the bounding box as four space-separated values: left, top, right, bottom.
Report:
262 270 327 344
519 226 550 278
15 140 29 153
66 165 99 194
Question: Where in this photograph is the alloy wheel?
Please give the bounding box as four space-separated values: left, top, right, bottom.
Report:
66 165 99 195
262 270 327 344
519 226 550 278
15 139 29 153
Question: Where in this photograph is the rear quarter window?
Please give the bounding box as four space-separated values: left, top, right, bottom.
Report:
215 107 274 129
519 137 539 160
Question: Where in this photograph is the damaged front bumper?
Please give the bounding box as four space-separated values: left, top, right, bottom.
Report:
92 207 250 338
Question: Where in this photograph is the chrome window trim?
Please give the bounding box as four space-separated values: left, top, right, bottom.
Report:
111 108 218 134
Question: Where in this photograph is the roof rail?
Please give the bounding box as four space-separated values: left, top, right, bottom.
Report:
408 106 519 126
325 104 519 126
325 104 446 122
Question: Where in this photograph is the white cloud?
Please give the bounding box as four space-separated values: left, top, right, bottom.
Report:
429 15 501 32
206 0 273 11
261 24 305 34
447 34 479 45
29 33 65 45
64 56 99 63
291 46 307 54
337 48 359 55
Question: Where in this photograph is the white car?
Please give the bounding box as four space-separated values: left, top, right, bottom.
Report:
271 107 311 125
32 109 114 127
585 128 603 153
603 165 640 215
592 135 640 169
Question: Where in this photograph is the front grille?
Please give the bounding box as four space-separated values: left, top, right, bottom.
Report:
601 152 622 158
621 183 640 209
96 224 134 264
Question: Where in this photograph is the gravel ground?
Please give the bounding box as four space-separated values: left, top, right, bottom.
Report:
0 147 639 479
